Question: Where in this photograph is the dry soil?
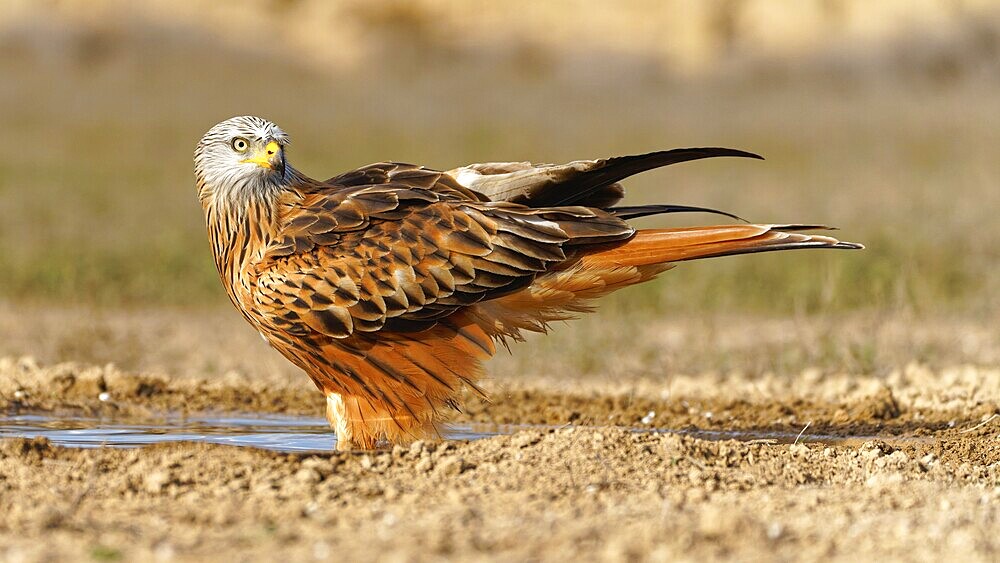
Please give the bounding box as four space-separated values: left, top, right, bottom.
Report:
2 344 1000 561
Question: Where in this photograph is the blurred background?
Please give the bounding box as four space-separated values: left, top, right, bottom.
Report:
0 0 997 377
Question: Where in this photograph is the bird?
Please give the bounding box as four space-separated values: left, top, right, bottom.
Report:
194 115 862 451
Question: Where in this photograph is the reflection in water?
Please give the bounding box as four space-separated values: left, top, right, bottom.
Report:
0 412 929 452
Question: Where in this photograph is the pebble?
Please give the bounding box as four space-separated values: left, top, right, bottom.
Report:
294 468 321 484
144 470 171 494
409 441 425 457
415 457 434 473
301 457 332 477
437 456 474 476
789 443 809 456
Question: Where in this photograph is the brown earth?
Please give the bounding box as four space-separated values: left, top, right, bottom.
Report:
1 309 999 561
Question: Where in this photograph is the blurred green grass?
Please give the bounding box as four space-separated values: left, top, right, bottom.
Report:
0 17 997 317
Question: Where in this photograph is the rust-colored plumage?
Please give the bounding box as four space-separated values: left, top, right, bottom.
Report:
195 116 862 450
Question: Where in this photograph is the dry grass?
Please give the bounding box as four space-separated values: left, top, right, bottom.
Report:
0 304 994 386
0 3 997 318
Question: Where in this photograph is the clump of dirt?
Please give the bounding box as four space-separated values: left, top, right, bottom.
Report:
0 356 320 418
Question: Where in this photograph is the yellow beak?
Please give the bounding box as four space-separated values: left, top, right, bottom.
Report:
241 141 283 171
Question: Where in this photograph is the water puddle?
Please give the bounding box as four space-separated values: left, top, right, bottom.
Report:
0 412 930 452
0 412 514 452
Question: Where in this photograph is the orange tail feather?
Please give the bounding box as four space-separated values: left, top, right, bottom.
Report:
578 224 863 269
471 224 862 340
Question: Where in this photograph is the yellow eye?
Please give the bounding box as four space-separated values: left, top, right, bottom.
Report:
232 137 250 152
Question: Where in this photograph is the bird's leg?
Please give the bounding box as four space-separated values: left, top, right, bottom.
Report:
326 393 354 451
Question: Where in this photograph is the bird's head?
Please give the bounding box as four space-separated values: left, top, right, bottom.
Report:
194 116 292 202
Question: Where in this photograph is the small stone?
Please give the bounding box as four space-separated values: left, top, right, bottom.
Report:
860 440 891 460
301 457 332 477
409 441 425 456
415 457 434 473
98 392 111 402
640 411 656 425
294 468 321 484
920 453 937 469
888 450 909 464
252 482 276 495
438 457 474 476
144 470 171 494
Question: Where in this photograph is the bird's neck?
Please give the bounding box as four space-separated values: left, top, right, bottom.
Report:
199 169 307 303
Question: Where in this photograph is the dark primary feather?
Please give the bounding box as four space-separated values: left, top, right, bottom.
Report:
608 204 748 223
534 148 763 207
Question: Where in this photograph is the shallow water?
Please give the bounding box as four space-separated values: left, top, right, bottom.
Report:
0 412 513 452
0 412 929 452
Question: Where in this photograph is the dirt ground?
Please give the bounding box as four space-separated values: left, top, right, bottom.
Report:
1 309 999 562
